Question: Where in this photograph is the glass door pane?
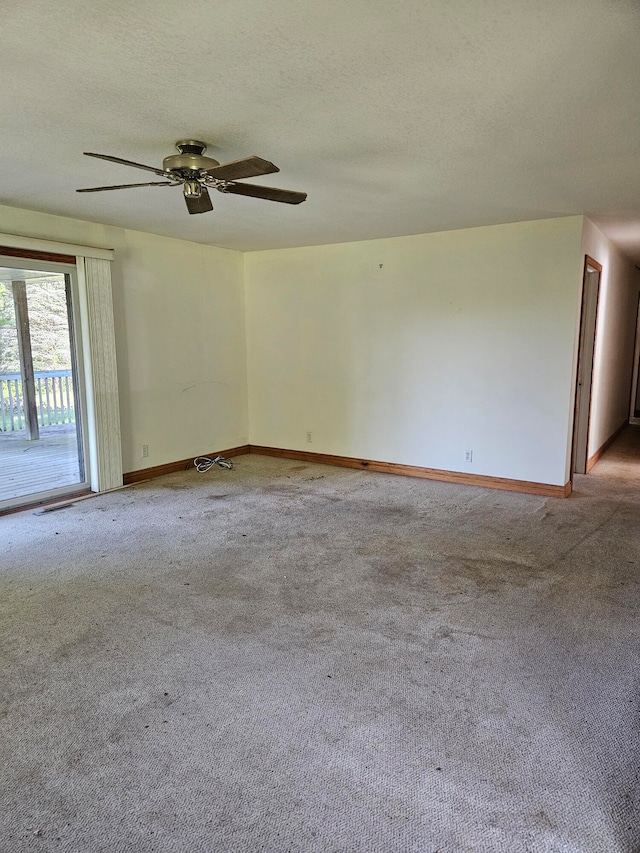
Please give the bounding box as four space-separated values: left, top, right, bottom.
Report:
0 265 87 507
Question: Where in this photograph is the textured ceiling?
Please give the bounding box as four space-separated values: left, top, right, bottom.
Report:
2 0 640 256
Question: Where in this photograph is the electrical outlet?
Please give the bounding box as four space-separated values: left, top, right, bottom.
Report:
142 444 149 458
464 450 473 463
306 431 312 443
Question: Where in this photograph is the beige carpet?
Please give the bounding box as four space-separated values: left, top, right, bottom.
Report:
1 429 640 852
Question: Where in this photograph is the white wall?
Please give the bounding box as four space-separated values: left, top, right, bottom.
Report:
1 206 600 489
581 218 640 457
245 216 585 486
0 205 248 473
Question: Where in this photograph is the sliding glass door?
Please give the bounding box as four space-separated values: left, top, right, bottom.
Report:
0 259 89 509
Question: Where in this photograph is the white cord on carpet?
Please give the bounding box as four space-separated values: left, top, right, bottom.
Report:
193 455 234 473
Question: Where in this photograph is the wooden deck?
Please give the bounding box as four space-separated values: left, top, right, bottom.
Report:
0 425 84 503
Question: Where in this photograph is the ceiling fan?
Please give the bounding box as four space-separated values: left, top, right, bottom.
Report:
77 140 307 215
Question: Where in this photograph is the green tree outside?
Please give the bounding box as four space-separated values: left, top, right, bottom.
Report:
0 278 72 374
0 277 75 430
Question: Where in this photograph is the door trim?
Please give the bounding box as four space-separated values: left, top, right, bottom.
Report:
629 292 640 425
0 257 91 511
570 254 602 482
0 233 113 261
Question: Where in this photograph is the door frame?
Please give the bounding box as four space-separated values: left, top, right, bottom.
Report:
628 292 640 426
0 252 91 511
570 254 602 482
0 234 121 511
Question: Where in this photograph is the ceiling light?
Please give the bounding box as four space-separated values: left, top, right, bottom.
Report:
183 181 202 199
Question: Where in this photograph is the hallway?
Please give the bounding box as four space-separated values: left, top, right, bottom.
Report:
574 424 640 497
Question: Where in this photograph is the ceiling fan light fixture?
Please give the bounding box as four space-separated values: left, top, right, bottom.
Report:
183 180 202 199
78 141 307 215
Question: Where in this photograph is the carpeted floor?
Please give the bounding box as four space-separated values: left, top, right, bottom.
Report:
1 429 640 852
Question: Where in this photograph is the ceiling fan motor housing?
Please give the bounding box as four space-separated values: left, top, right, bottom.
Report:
162 139 220 176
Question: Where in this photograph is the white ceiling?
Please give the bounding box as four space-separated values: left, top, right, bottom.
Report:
2 0 640 257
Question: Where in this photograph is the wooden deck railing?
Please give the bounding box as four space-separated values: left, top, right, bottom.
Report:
0 370 76 432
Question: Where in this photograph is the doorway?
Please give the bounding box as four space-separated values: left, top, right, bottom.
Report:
572 255 602 477
0 259 89 508
629 293 640 426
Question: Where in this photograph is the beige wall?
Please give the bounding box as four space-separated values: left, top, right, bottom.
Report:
0 205 248 473
245 217 585 486
4 205 610 489
581 218 640 457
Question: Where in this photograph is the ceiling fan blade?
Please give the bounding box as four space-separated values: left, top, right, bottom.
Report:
83 152 168 178
220 183 307 205
184 187 213 215
77 181 175 192
204 156 279 181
